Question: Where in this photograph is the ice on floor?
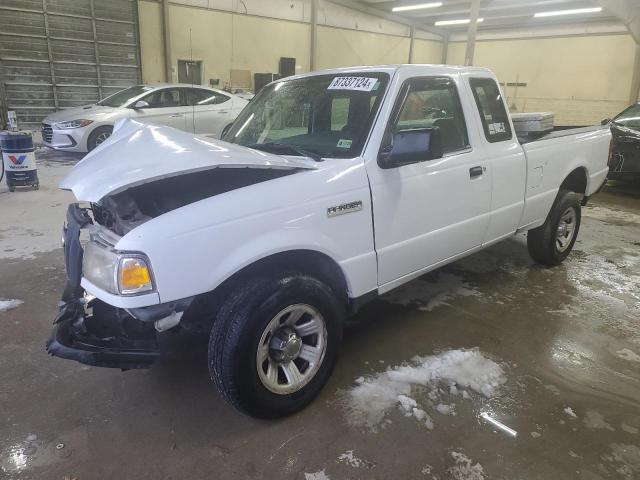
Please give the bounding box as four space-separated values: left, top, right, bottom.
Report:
0 299 23 312
343 348 506 430
448 451 485 480
621 423 639 435
337 450 367 468
435 403 456 416
564 407 578 418
616 348 640 363
380 272 479 312
584 410 615 431
603 443 640 479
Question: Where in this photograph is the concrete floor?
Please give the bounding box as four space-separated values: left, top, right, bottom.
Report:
1 152 639 480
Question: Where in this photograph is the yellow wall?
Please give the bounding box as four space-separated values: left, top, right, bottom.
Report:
137 1 165 84
447 34 636 125
138 1 443 88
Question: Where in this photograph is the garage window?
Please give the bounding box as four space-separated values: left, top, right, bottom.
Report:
470 78 513 142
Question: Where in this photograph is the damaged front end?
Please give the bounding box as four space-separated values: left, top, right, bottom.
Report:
46 203 193 369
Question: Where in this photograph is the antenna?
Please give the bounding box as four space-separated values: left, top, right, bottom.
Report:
189 28 196 133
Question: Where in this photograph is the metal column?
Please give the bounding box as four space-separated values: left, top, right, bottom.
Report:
310 0 318 71
408 24 415 64
42 0 59 110
464 0 481 66
162 0 172 82
89 0 103 99
630 42 640 104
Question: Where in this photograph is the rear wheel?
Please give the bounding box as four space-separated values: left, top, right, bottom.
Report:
527 189 581 266
87 125 113 151
209 273 343 418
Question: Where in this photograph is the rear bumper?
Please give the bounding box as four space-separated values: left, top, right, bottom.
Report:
46 297 160 369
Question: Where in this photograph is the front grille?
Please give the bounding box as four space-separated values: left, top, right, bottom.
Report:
41 123 53 143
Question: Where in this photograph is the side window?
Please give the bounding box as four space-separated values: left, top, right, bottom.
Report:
186 89 231 106
469 78 512 142
392 77 469 153
141 88 183 108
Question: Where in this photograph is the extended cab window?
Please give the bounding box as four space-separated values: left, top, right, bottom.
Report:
392 77 469 154
470 78 512 142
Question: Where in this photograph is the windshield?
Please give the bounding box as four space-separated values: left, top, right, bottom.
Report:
613 104 640 131
97 85 153 107
223 73 390 158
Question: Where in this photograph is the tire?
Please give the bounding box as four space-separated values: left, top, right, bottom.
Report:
209 273 343 418
87 125 113 151
527 189 582 266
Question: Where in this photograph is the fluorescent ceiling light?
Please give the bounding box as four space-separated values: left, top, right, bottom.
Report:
392 2 442 12
534 7 602 18
435 18 484 26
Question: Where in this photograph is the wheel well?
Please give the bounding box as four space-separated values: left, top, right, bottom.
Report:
180 250 349 333
560 167 587 195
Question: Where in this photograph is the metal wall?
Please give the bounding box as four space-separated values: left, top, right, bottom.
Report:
0 0 141 129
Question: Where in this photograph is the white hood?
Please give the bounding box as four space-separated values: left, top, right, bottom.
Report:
43 104 118 124
60 120 317 202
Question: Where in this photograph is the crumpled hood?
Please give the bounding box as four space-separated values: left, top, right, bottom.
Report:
60 120 317 202
43 104 117 124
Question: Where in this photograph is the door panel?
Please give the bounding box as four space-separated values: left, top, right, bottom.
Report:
186 88 233 136
366 76 492 285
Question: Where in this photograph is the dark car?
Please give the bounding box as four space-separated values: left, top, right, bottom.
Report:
605 103 640 181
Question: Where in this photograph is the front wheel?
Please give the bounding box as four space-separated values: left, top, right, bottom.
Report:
87 125 113 151
209 273 343 418
527 189 582 266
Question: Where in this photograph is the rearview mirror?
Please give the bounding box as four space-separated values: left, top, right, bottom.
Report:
601 117 611 126
378 127 444 168
132 100 149 110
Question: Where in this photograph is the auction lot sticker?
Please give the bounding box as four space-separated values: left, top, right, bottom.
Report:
328 77 377 91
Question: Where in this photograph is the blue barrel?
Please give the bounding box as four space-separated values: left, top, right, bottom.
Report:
1 131 39 192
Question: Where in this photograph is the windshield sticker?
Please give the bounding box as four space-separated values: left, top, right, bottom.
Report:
488 122 506 134
337 139 353 149
328 77 378 92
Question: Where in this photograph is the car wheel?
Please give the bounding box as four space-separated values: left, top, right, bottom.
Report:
87 125 113 151
527 189 582 266
209 273 343 418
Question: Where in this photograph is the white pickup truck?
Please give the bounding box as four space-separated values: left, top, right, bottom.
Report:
48 65 611 418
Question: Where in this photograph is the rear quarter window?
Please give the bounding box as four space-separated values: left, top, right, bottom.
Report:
469 78 512 143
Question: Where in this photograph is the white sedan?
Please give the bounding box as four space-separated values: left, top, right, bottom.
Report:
41 84 249 152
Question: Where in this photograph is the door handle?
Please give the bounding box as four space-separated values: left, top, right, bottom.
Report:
469 166 484 178
218 110 229 114
170 114 184 118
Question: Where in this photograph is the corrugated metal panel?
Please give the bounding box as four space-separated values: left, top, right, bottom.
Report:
0 0 140 129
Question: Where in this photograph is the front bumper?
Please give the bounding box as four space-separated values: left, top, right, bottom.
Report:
46 296 160 369
41 123 87 152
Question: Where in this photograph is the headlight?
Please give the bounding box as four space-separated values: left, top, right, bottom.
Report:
82 242 154 295
55 119 93 129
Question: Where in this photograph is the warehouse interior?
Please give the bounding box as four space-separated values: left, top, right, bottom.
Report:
1 1 640 479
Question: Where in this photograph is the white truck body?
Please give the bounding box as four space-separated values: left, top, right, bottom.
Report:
59 65 609 308
49 65 610 416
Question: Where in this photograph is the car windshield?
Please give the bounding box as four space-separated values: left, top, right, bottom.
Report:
613 103 640 130
223 73 390 158
97 85 153 107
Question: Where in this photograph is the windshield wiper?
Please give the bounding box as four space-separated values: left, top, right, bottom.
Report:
247 142 323 162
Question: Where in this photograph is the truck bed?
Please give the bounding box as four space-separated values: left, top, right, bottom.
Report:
519 125 603 144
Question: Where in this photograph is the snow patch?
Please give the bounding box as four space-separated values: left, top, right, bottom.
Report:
564 407 577 419
603 443 640 479
343 348 505 430
448 451 485 480
617 348 640 363
530 432 541 438
435 403 456 416
381 272 479 311
0 299 23 312
305 470 331 480
337 450 367 469
621 423 638 435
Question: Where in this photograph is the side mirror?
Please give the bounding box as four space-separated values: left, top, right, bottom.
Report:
132 100 149 110
378 127 444 168
601 118 611 126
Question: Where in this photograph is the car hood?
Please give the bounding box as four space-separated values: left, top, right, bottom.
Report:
43 104 120 124
59 120 317 202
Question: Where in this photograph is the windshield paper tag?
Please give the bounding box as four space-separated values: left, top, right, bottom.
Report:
328 77 377 91
337 139 352 148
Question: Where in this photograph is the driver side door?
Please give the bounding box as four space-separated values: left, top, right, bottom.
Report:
366 76 492 287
